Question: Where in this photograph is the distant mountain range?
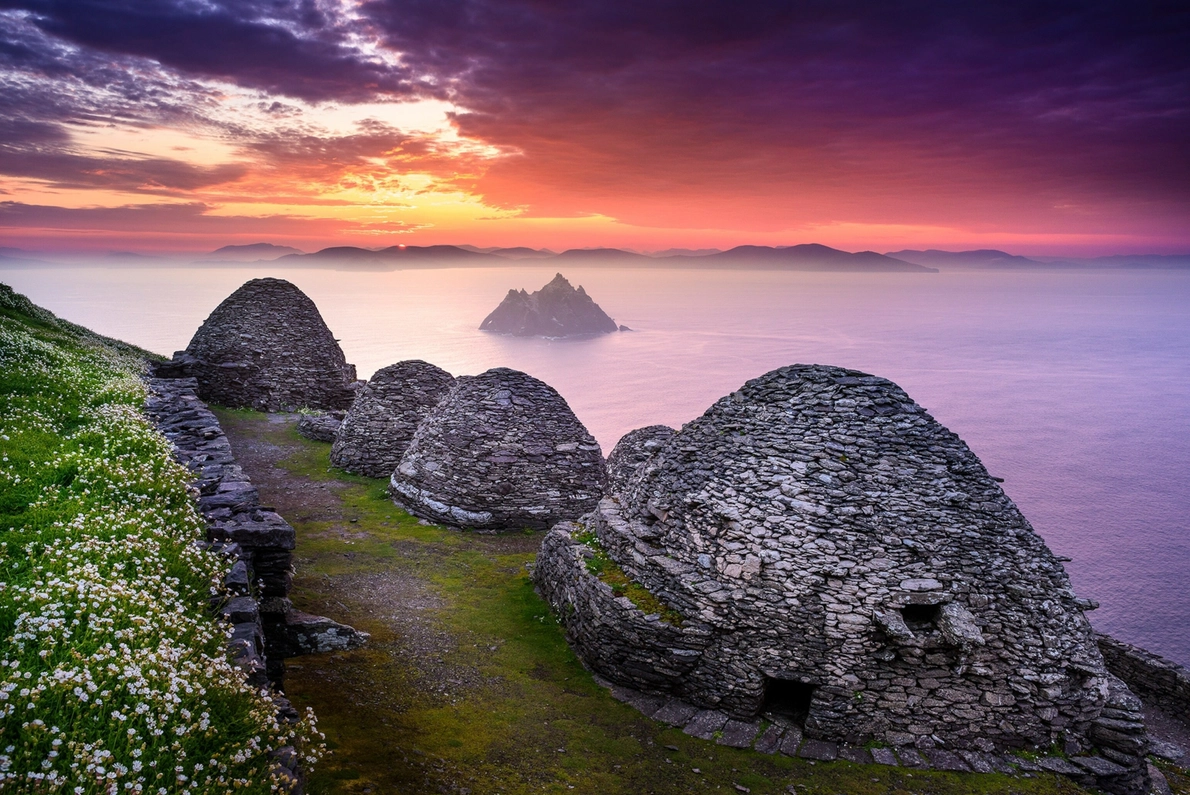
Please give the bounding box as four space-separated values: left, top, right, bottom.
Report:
263 242 937 272
203 243 304 261
888 249 1190 270
1 243 1186 271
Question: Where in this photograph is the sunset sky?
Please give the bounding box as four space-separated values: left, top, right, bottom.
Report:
0 1 1186 255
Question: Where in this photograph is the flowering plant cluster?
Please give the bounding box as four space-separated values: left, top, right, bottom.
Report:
0 289 321 793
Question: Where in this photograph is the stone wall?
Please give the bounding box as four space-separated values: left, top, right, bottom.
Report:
147 377 367 663
1099 633 1190 724
330 360 454 478
535 524 712 690
297 411 343 442
605 425 675 494
145 376 304 788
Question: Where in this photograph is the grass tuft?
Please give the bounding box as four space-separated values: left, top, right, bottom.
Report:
572 528 684 625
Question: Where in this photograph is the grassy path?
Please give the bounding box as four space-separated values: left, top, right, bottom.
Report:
216 409 1096 795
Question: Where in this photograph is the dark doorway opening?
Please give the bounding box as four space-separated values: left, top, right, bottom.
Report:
762 677 817 726
900 603 941 632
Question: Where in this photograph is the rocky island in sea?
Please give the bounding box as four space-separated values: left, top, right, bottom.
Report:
480 272 622 337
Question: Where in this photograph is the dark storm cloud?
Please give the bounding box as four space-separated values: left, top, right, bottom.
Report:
357 0 1190 225
0 0 1187 235
0 0 425 102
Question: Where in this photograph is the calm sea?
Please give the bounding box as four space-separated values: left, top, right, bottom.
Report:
4 264 1188 665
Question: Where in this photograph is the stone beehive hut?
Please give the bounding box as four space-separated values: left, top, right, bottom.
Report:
535 364 1147 785
330 360 454 477
605 424 675 493
179 278 357 411
389 367 606 530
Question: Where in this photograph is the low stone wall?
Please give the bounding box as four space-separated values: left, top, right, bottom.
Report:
534 524 712 691
146 377 298 683
296 411 343 443
1098 633 1190 725
145 376 303 788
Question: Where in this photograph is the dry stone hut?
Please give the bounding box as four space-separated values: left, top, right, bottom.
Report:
171 277 358 411
330 360 454 477
389 367 606 530
535 364 1148 790
605 424 675 493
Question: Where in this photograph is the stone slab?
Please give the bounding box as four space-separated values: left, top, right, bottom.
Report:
753 724 784 754
1037 757 1083 776
923 749 969 772
870 747 898 766
895 748 928 768
798 740 838 762
957 750 997 773
684 709 729 740
778 727 804 757
718 719 762 748
838 746 873 765
1149 740 1185 763
1070 756 1127 776
653 699 700 727
626 692 669 718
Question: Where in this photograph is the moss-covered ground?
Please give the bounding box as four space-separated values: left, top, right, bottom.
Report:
217 410 1104 795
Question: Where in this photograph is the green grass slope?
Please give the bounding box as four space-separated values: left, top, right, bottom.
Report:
0 284 321 794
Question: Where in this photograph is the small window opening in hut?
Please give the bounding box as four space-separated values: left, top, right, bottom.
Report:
762 677 817 726
900 603 941 632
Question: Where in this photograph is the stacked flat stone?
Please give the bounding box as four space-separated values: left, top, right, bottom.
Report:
296 411 343 442
145 377 367 689
535 364 1148 794
171 277 358 411
390 367 606 530
330 360 454 478
605 424 675 493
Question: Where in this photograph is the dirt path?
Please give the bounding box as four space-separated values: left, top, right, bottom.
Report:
215 409 1173 795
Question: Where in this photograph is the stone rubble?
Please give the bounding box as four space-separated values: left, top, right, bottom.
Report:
156 277 359 411
390 367 607 531
534 363 1152 794
330 360 454 477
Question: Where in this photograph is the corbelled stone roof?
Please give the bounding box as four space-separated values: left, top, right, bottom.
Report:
605 424 675 494
330 360 454 478
389 367 606 530
180 278 357 411
535 363 1131 764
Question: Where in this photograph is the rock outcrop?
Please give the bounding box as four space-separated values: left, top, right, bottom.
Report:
605 424 676 494
480 273 618 337
158 277 358 411
389 367 606 530
330 360 454 478
534 364 1149 794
